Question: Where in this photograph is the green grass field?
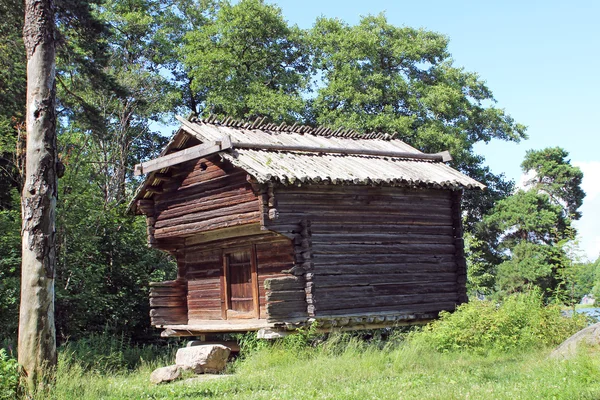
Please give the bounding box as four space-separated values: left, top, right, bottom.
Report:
32 338 599 400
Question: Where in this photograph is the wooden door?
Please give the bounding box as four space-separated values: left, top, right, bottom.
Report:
222 247 259 319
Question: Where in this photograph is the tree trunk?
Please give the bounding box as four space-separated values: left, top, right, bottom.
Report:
19 0 57 392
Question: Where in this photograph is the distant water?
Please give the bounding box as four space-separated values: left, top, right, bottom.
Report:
576 307 600 322
563 307 600 322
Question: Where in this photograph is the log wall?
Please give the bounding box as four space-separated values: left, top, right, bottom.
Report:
151 155 261 239
149 280 187 326
266 184 465 318
177 231 298 323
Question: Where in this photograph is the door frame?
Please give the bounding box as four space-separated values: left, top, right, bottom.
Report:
220 245 260 320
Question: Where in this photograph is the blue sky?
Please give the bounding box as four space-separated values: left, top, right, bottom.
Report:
263 0 598 261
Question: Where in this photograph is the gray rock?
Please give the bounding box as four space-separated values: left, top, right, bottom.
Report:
175 344 231 374
150 365 182 384
257 328 289 339
550 322 600 359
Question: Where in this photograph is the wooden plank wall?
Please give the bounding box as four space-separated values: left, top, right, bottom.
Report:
151 155 261 239
179 232 297 323
149 280 187 326
269 185 462 317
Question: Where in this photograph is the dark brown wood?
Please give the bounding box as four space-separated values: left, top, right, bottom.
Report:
231 141 450 161
251 245 260 319
134 141 227 176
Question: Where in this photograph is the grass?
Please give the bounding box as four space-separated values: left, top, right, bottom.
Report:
29 335 600 400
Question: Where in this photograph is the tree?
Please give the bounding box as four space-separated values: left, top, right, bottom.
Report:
183 0 311 121
19 0 58 391
521 147 585 220
0 0 26 208
308 14 527 225
472 148 585 299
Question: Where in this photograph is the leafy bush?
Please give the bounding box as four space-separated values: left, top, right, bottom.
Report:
0 349 18 400
409 290 586 353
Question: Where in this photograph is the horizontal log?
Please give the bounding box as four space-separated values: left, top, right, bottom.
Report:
156 181 250 212
312 243 456 255
308 223 455 235
313 273 458 287
312 263 457 275
233 140 449 161
277 184 450 197
184 232 287 253
313 301 458 317
264 276 305 291
275 192 451 206
187 299 221 308
154 211 261 238
266 300 307 314
157 192 258 221
188 311 224 320
276 204 451 218
266 290 306 302
151 317 188 326
155 201 260 229
310 233 454 245
314 281 457 298
150 308 187 318
155 172 249 207
184 223 264 246
313 293 459 312
275 213 453 226
149 280 186 288
150 288 187 297
150 297 187 308
135 140 227 176
312 254 455 265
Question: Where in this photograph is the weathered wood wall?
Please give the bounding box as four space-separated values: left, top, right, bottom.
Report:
176 231 298 323
151 155 261 240
266 184 465 318
149 280 187 326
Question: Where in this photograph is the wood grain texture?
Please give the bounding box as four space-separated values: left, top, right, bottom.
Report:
267 184 464 318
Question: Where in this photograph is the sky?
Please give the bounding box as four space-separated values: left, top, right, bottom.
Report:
259 0 598 261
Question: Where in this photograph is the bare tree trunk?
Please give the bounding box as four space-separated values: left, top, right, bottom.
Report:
19 0 57 392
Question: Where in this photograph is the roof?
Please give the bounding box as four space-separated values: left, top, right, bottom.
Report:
130 115 485 212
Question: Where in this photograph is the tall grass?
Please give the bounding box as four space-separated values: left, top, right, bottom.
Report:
17 291 600 399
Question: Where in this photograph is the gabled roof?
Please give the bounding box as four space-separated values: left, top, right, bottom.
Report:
129 115 485 213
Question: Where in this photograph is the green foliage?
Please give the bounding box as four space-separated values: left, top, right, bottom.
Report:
58 333 176 373
0 190 21 341
183 0 311 121
37 336 600 399
521 147 585 220
469 147 585 299
409 291 586 354
0 349 18 400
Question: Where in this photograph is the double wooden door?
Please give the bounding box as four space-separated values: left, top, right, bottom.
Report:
222 247 259 319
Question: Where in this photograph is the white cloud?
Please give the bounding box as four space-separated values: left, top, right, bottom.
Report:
573 161 600 261
574 161 600 202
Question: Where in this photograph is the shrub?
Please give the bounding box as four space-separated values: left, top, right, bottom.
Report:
409 290 586 353
0 349 18 400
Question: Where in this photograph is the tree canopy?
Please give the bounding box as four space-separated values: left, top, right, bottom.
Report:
1 0 587 346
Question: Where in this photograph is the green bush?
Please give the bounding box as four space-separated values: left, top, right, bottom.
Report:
0 349 18 400
409 290 586 353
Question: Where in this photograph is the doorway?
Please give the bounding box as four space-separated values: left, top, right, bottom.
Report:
222 246 259 319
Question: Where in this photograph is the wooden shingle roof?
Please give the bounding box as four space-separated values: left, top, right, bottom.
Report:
129 115 485 212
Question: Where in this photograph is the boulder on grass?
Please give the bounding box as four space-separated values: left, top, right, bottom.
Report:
550 322 600 359
150 365 182 384
176 344 231 374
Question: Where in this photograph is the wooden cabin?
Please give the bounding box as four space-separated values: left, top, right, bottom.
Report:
129 116 484 337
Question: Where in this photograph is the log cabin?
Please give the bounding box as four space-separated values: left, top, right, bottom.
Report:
129 115 485 337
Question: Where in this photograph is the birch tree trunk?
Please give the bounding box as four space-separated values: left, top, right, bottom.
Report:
19 0 57 391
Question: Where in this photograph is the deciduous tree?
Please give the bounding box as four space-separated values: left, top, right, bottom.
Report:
19 0 58 391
